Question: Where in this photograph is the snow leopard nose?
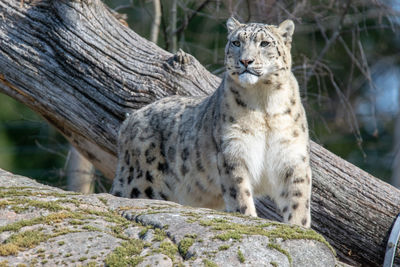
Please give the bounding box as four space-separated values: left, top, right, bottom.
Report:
239 59 254 67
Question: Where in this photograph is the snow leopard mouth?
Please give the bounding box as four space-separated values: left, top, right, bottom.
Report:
239 70 261 76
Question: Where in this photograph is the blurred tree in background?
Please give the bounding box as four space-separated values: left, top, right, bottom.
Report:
0 93 68 186
0 0 399 190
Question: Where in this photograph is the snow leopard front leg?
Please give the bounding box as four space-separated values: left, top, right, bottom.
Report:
217 152 257 217
275 159 312 228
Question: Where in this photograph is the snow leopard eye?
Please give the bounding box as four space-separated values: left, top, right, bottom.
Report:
232 40 240 47
260 41 270 47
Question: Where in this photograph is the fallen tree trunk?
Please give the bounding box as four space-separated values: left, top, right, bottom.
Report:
0 0 399 265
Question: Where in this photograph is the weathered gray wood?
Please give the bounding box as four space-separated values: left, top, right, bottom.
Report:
67 146 95 193
0 0 218 178
0 0 399 266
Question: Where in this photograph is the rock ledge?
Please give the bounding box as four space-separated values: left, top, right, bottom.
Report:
0 169 336 266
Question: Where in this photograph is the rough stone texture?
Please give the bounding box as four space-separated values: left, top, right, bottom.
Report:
0 169 337 266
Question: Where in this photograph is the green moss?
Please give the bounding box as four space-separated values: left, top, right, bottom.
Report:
0 186 35 190
97 197 108 205
105 239 148 267
11 206 29 213
83 209 128 225
52 228 79 238
186 217 197 224
58 241 65 246
56 198 82 206
138 224 170 243
0 211 89 256
181 211 202 220
212 218 228 223
1 198 66 213
7 230 48 248
0 230 49 256
0 188 71 198
237 248 245 263
0 260 9 267
203 259 218 267
23 199 65 212
178 237 196 259
109 223 131 240
214 231 242 241
85 262 97 267
199 218 335 254
0 211 84 233
139 228 149 238
268 243 292 266
199 220 213 227
0 243 19 256
270 261 278 267
218 244 230 251
0 200 9 208
156 241 178 261
82 225 102 232
79 256 88 261
69 220 84 225
152 228 167 242
0 208 136 253
182 210 209 224
0 189 33 198
65 253 72 257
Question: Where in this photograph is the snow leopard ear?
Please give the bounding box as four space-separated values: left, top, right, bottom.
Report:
278 20 295 46
227 17 242 33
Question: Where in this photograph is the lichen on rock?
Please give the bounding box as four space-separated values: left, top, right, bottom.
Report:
0 169 337 266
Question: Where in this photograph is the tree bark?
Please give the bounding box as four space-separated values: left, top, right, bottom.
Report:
0 0 398 266
67 146 95 194
150 0 161 44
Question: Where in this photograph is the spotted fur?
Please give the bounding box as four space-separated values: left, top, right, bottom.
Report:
111 17 312 228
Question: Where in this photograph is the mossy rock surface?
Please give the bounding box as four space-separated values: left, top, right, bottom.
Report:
0 169 337 266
